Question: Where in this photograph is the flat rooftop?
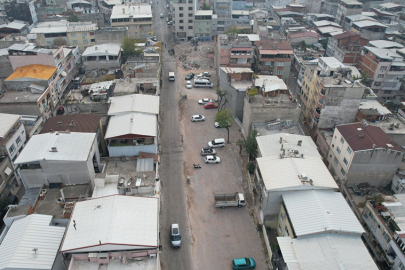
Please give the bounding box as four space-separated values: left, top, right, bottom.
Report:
231 80 253 91
0 90 43 103
364 116 405 135
254 124 302 137
319 75 365 88
96 158 155 180
249 93 299 108
71 256 158 270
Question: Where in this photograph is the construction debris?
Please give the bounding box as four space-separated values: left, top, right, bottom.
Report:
174 41 214 70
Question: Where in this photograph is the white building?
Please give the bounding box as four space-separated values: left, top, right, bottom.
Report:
82 43 121 70
172 0 197 41
14 132 100 189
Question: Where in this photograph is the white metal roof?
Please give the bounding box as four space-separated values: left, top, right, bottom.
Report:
0 214 65 270
111 5 152 19
14 132 96 164
256 133 320 158
61 195 159 253
105 112 157 139
364 46 402 60
282 190 364 237
82 43 121 57
320 57 346 69
359 99 391 115
380 3 404 9
108 94 160 116
369 40 404 49
0 113 21 138
238 34 260 41
317 26 344 35
313 20 340 28
277 235 378 270
256 156 338 191
353 20 387 28
254 75 287 91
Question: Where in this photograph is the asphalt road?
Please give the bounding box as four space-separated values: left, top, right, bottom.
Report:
154 2 194 270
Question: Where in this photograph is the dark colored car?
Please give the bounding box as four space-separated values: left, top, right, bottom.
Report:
185 73 195 80
56 106 64 115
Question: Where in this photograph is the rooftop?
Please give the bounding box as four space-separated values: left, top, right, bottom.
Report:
317 26 344 35
319 57 346 69
336 122 402 151
288 31 319 39
71 257 158 270
362 115 405 136
108 94 160 116
346 14 377 22
283 190 364 237
5 64 56 81
61 195 159 253
114 77 158 95
352 20 387 28
0 214 66 270
358 99 391 116
368 40 404 49
39 114 101 134
105 112 157 139
0 21 26 30
313 20 341 28
219 67 254 74
254 75 288 91
111 5 152 19
15 132 96 164
0 113 21 138
340 0 362 5
332 31 362 40
379 3 405 9
256 40 293 53
384 194 405 231
238 34 261 42
195 10 213 16
82 43 121 57
0 89 46 103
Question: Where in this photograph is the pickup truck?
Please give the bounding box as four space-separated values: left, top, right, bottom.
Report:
200 148 216 156
214 192 246 208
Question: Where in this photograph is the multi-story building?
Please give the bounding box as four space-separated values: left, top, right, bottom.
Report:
111 5 152 39
4 0 38 25
358 45 405 101
300 57 365 130
254 40 293 80
350 20 387 41
172 0 196 41
328 122 403 187
320 0 339 17
194 10 212 41
336 0 363 27
325 31 368 64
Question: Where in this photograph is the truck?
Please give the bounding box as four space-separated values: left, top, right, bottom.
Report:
169 72 175 81
214 193 246 208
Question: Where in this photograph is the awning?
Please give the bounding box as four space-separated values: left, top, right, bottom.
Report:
264 85 281 92
61 71 67 77
391 62 405 67
259 50 293 55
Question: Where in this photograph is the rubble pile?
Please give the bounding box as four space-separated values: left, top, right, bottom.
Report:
175 42 214 70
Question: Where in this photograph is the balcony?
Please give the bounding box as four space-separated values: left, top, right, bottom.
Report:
319 89 326 98
315 108 321 118
316 99 323 109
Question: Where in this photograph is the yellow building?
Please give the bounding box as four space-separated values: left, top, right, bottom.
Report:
111 5 153 39
66 22 97 52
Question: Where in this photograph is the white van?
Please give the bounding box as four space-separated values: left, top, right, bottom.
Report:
169 72 175 81
208 138 225 148
194 79 214 88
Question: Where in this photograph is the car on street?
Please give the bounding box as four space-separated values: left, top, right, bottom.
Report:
215 121 231 128
200 147 216 156
198 98 212 104
204 155 221 164
167 21 173 25
208 138 225 148
152 36 157 41
160 13 164 18
231 258 256 269
199 71 211 77
191 115 205 122
185 73 195 80
170 224 181 248
185 81 192 89
204 102 217 109
166 18 169 22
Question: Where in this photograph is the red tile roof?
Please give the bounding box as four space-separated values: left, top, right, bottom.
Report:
288 31 319 39
139 151 158 162
40 114 101 134
336 123 402 152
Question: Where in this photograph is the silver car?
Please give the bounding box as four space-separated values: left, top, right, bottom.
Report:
204 155 221 164
191 115 205 122
198 98 212 104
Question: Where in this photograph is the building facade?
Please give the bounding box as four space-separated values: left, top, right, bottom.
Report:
172 0 196 41
194 10 212 41
325 31 368 64
110 5 153 39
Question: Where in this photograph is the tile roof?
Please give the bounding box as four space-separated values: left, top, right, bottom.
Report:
336 122 402 151
39 114 101 134
5 64 56 81
289 31 319 39
255 40 293 51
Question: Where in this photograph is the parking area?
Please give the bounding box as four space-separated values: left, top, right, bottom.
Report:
176 67 268 270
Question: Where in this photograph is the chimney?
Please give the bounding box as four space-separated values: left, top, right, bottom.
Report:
279 137 282 143
57 121 62 127
297 140 302 146
359 133 364 138
387 144 393 149
70 120 75 127
373 144 376 149
95 46 98 50
51 147 58 152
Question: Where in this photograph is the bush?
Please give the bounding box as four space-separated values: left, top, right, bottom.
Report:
246 161 256 174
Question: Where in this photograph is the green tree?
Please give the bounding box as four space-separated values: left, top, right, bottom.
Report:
300 40 307 52
201 0 211 10
319 39 328 50
216 87 227 111
246 161 256 174
226 26 241 35
215 109 232 143
121 37 136 63
236 138 244 154
67 15 79 22
52 36 67 46
244 129 258 160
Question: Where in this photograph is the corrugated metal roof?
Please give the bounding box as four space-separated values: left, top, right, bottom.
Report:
219 67 253 74
353 20 387 28
61 195 158 252
277 235 378 270
105 112 157 139
0 113 21 138
0 214 65 270
282 190 364 237
108 94 160 116
256 156 337 191
136 157 154 172
39 114 101 134
14 132 96 164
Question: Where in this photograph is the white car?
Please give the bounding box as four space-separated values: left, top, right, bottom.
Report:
191 115 205 122
186 81 192 89
195 75 210 80
160 13 164 18
198 98 212 104
204 155 221 164
170 224 181 248
215 121 231 128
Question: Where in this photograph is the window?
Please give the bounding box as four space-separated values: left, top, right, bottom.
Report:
280 214 285 222
347 146 352 155
83 39 88 43
91 39 95 42
82 33 87 37
179 26 183 30
343 157 348 166
374 82 381 86
90 32 94 36
188 26 193 29
72 40 78 44
188 19 193 23
278 224 282 233
133 25 137 28
377 74 384 79
128 32 131 36
180 20 183 23
385 90 392 94
16 136 21 146
188 0 192 3
47 41 51 45
278 62 284 66
276 70 283 75
179 13 183 17
71 33 76 37
340 137 344 144
336 147 341 155
399 261 405 270
381 66 387 71
333 157 338 165
285 226 289 236
179 7 183 10
340 168 346 176
9 144 15 154
188 7 193 10
189 13 193 17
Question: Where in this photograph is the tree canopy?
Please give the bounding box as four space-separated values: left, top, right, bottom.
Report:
215 109 232 142
201 1 211 10
216 87 228 112
244 129 258 160
52 37 67 46
67 15 79 22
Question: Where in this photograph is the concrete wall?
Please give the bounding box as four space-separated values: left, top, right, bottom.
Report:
219 69 247 122
4 77 49 91
83 59 121 70
9 54 56 70
107 142 157 157
0 102 41 116
0 55 13 79
95 28 127 44
64 102 109 114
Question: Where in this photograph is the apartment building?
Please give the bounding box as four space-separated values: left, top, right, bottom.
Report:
325 31 368 64
300 57 365 130
336 0 363 27
194 10 212 41
358 46 405 101
172 0 196 41
111 5 153 39
351 20 387 40
254 40 293 80
328 122 403 187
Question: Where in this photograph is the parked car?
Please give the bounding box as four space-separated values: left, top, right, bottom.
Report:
160 13 164 18
191 115 205 122
167 21 173 25
204 102 217 109
195 74 210 80
186 81 192 89
185 73 195 80
170 224 181 248
208 138 225 148
231 258 255 269
215 121 230 128
204 155 221 164
199 71 211 77
152 36 157 41
198 98 212 104
200 147 216 156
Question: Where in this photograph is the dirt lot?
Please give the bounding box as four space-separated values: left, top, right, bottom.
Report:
176 67 268 270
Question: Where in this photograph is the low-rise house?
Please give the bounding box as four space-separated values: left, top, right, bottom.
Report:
336 0 363 27
15 132 100 189
325 31 368 64
356 99 391 122
231 10 250 30
82 43 121 70
0 21 28 38
351 20 387 40
343 14 377 30
287 30 319 46
328 122 403 187
113 77 158 95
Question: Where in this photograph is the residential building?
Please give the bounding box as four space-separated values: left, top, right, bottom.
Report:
0 214 66 270
82 43 121 70
231 10 250 30
328 122 403 187
0 21 28 38
14 132 100 189
254 40 294 80
351 20 387 40
106 94 160 157
214 34 254 74
301 57 365 130
343 14 377 30
252 11 280 36
172 0 196 41
362 194 405 268
95 27 128 44
325 31 368 64
336 0 363 27
113 77 158 95
286 30 319 46
355 99 391 122
358 46 405 101
194 10 213 41
320 0 339 17
110 5 153 39
0 155 17 202
4 0 38 25
219 67 253 122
